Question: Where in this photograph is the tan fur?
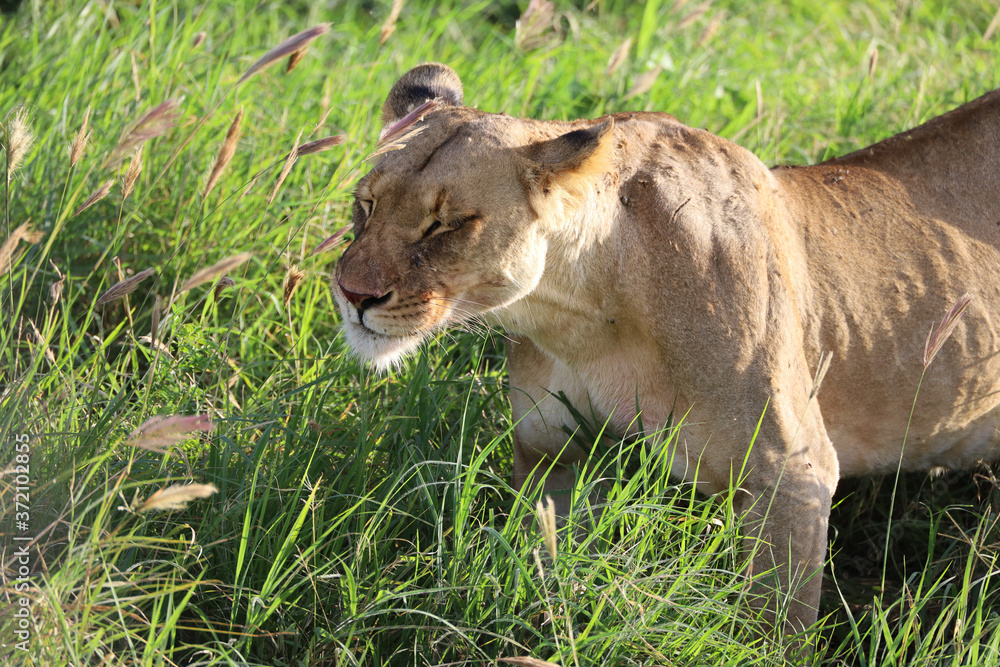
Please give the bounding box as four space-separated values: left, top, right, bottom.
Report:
334 63 1000 642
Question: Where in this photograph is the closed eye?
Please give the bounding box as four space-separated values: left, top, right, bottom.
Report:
422 220 443 239
420 212 478 241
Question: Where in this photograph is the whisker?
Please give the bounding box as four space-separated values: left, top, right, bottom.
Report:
500 275 540 331
426 297 498 340
432 295 519 345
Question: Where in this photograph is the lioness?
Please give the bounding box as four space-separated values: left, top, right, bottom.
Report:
334 63 1000 639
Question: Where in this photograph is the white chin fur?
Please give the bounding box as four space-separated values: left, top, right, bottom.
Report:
341 319 424 372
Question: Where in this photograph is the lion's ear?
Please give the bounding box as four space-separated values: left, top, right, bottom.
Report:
382 63 464 125
523 119 615 196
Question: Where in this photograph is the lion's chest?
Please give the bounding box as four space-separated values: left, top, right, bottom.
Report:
575 358 672 437
521 328 706 471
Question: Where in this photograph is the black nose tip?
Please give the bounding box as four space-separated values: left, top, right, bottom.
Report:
358 292 391 311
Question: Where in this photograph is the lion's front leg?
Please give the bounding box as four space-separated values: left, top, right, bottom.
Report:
512 436 581 518
724 394 839 646
736 466 833 638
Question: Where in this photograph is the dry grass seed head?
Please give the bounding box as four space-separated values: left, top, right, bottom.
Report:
373 99 439 157
698 12 724 47
73 179 115 216
127 414 214 452
138 483 218 512
282 265 304 304
678 0 712 29
204 108 243 198
625 66 663 99
27 319 55 364
380 0 405 44
269 130 302 204
69 106 92 168
0 222 43 274
294 134 345 156
237 172 263 203
515 0 556 51
192 31 207 48
536 495 558 561
868 47 879 79
923 292 973 369
122 147 144 200
96 267 156 306
180 252 252 293
213 275 237 299
286 47 309 73
605 37 632 76
810 350 833 400
5 107 35 179
49 261 65 304
309 224 351 256
317 77 335 130
105 98 182 168
984 5 1000 42
500 658 563 667
238 24 330 84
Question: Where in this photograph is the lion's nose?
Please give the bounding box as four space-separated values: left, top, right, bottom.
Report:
340 283 372 307
339 280 390 310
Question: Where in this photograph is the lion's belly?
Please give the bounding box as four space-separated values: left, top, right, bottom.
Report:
824 404 1000 477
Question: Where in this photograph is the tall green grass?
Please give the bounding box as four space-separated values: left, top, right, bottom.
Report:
1 0 999 665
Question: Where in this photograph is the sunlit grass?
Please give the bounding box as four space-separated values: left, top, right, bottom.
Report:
2 0 999 665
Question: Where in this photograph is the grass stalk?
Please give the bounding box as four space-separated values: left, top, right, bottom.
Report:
2 2 998 665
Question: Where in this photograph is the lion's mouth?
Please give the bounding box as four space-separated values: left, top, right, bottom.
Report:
335 293 431 366
355 312 384 336
356 319 416 340
334 284 468 369
357 322 388 337
354 305 435 340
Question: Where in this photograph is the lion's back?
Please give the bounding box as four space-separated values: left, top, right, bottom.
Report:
771 99 1000 476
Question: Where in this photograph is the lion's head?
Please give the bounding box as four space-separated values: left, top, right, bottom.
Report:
334 63 613 369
